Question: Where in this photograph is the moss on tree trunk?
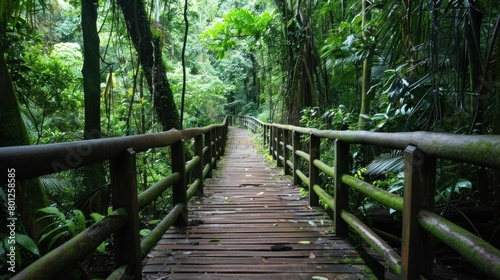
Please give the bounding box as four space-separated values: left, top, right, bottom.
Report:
118 0 180 130
0 50 48 239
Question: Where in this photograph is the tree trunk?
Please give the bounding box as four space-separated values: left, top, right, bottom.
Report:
357 0 373 130
81 0 107 214
0 49 47 239
118 0 180 130
492 18 500 209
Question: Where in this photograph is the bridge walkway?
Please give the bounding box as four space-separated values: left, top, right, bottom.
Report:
142 127 374 279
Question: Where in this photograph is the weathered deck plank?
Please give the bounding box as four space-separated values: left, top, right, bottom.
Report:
142 127 374 279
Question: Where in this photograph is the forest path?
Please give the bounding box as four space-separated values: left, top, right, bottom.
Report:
142 127 374 279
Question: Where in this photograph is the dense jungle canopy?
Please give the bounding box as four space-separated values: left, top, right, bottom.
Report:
0 0 499 278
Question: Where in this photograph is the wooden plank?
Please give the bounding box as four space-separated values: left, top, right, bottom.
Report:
146 256 366 265
142 127 374 279
143 273 368 280
143 264 369 273
145 250 360 258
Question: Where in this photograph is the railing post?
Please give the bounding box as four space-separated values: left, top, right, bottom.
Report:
110 148 141 278
270 126 275 160
334 140 350 237
309 134 320 206
204 130 213 178
292 131 301 185
263 124 267 147
283 129 290 175
171 140 188 227
276 128 283 167
401 145 436 279
218 126 225 157
194 134 204 196
212 128 218 169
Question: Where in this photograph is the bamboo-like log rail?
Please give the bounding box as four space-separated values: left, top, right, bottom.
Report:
418 210 500 277
12 208 128 279
235 115 500 280
4 117 229 280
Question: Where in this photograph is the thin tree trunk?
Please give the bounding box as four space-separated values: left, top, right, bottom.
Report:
81 0 107 214
357 0 373 130
118 0 180 130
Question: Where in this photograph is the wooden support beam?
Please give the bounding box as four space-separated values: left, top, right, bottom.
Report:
277 128 283 167
204 130 213 178
309 134 320 207
171 140 188 227
283 129 290 175
334 140 350 237
194 134 204 196
401 145 435 279
110 148 141 279
270 126 275 161
292 131 301 186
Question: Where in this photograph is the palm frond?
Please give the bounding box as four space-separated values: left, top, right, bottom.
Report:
39 175 67 193
364 150 404 177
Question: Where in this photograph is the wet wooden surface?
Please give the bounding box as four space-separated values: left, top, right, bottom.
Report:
142 127 374 279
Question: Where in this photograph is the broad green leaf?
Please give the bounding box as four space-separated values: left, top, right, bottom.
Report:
72 210 86 231
91 213 103 223
140 229 151 237
455 179 472 190
66 220 75 235
16 234 40 257
96 242 106 253
148 219 161 225
37 207 66 223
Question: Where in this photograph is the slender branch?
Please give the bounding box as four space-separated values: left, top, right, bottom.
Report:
180 0 188 129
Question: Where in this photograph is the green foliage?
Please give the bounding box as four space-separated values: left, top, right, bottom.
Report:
170 66 230 127
0 234 40 272
36 207 85 251
200 8 275 58
299 106 355 130
36 206 108 254
13 41 83 144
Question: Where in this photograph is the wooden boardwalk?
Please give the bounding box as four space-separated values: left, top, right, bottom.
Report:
142 127 374 279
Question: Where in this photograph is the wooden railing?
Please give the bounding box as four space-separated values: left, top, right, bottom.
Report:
0 118 229 279
234 115 500 280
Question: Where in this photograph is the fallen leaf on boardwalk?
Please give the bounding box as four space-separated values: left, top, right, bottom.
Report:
312 276 328 280
257 192 264 195
308 221 317 227
209 238 220 242
183 252 192 255
309 252 316 258
273 223 278 226
298 241 311 244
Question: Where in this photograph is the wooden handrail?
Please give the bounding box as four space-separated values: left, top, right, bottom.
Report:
3 117 229 280
235 115 500 280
